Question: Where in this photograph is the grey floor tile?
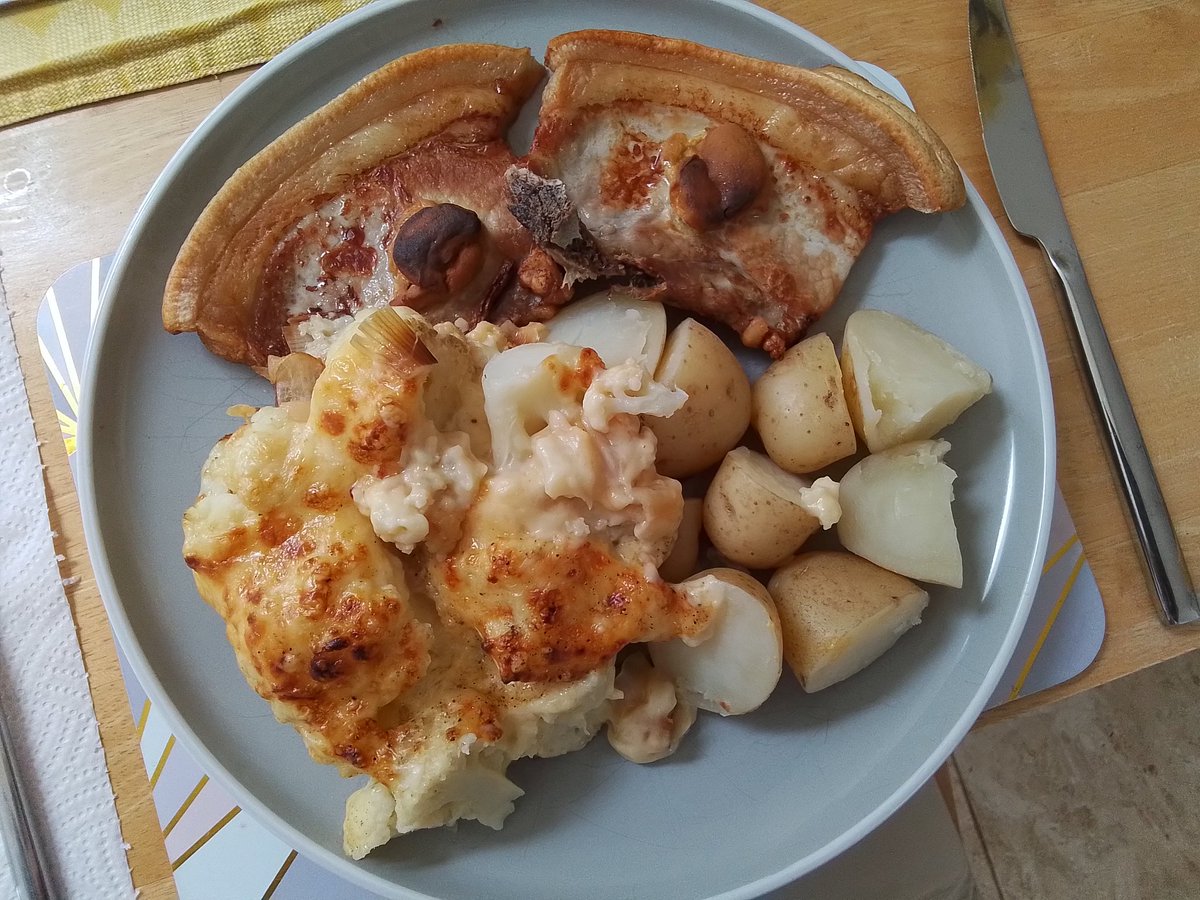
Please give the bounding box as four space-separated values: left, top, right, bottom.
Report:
953 649 1200 900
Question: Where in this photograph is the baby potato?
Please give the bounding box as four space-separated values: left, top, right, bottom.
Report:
659 498 704 583
650 568 782 715
752 333 856 473
545 290 667 372
837 440 963 587
841 309 992 452
703 447 840 568
647 318 751 478
768 551 929 692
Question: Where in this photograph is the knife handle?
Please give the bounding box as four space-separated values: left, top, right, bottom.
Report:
1041 240 1200 625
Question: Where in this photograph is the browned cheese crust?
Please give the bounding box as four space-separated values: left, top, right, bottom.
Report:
181 311 711 786
183 315 439 781
436 533 710 682
163 44 551 367
512 30 966 356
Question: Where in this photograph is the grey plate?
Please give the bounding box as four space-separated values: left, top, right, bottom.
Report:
76 0 1056 897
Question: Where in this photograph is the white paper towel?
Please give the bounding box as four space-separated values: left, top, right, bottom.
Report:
0 287 134 897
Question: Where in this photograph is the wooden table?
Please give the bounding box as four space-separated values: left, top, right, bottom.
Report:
1 0 1196 895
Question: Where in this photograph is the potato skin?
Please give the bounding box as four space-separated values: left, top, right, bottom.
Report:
752 333 856 473
659 498 703 583
648 319 751 478
702 448 821 568
839 347 870 447
768 551 928 692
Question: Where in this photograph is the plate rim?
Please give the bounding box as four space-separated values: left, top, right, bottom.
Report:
76 0 1056 896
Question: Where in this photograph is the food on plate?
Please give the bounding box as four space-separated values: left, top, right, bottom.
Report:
181 307 721 857
837 439 963 587
606 650 697 763
506 30 966 357
162 44 558 367
649 569 783 715
169 29 989 859
752 333 856 473
768 551 929 692
702 447 840 568
841 310 992 452
646 317 752 477
544 290 668 371
163 31 971 373
266 351 324 404
431 340 709 683
658 498 703 583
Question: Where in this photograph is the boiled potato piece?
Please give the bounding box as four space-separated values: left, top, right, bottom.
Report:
769 551 929 692
837 440 962 587
659 498 703 583
647 318 751 478
841 310 992 452
752 333 856 473
545 290 667 372
607 651 697 763
703 447 840 568
650 569 782 715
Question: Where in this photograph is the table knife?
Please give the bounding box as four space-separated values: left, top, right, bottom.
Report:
968 0 1199 625
0 683 54 900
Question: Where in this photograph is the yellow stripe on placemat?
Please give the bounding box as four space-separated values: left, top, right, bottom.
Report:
55 409 78 455
172 806 241 871
163 774 209 838
1041 534 1079 575
1 0 373 127
261 850 298 900
148 734 175 789
1008 552 1088 701
134 698 151 739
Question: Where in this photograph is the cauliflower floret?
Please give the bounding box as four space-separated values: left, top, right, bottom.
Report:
343 664 615 860
352 428 487 554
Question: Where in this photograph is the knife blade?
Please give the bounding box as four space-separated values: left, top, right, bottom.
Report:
969 0 1199 626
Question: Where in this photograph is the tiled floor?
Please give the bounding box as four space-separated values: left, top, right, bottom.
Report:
948 649 1200 900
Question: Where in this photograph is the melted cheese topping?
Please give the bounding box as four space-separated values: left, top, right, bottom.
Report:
183 309 713 859
295 313 355 359
345 663 614 852
431 345 710 684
